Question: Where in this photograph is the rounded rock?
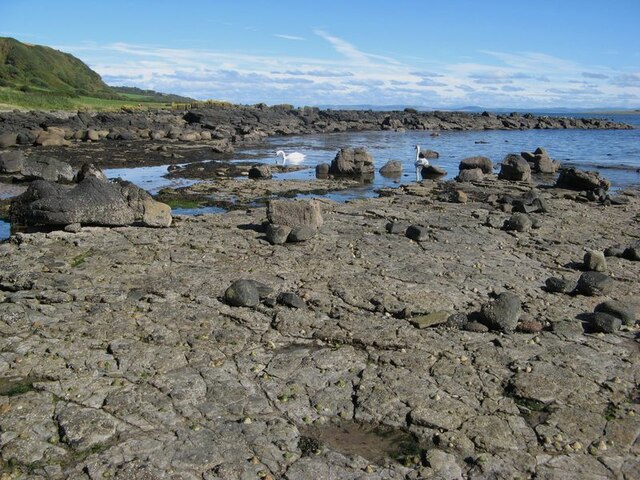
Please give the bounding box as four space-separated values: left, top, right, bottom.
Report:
224 280 260 307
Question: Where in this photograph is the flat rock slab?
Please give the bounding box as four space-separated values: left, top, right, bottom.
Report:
0 180 638 479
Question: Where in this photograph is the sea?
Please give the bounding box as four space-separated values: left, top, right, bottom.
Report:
1 113 639 241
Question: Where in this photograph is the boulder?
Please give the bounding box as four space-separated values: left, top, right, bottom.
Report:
521 147 556 174
10 176 172 229
499 154 532 182
328 148 374 177
622 241 640 261
583 250 607 272
556 167 610 191
405 225 430 242
379 160 403 176
576 272 614 296
315 163 330 176
16 131 36 145
248 165 272 179
545 277 575 293
267 199 323 230
421 165 446 177
456 168 484 182
0 133 17 148
420 149 440 159
75 163 108 183
84 129 100 142
288 225 317 242
459 156 493 174
21 156 75 183
34 131 70 147
277 292 306 309
589 312 621 333
0 150 25 174
224 280 260 307
479 292 522 332
503 213 532 232
594 300 635 326
266 224 292 245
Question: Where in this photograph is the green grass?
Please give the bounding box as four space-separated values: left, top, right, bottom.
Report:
0 86 174 111
70 250 93 268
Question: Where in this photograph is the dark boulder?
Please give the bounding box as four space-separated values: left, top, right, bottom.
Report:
379 160 403 176
421 165 446 177
521 147 556 174
594 300 635 326
589 312 621 333
459 156 493 174
248 164 272 179
556 167 610 191
20 156 75 183
315 163 330 177
545 277 575 293
576 271 614 296
266 224 292 245
503 213 532 232
10 175 172 229
328 148 374 177
479 292 522 332
456 168 484 182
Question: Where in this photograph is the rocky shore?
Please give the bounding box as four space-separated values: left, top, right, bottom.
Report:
0 174 638 478
0 106 632 170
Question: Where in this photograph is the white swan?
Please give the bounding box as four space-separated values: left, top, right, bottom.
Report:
275 150 306 165
415 145 429 181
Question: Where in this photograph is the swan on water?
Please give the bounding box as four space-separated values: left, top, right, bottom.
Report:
275 150 306 165
414 145 429 181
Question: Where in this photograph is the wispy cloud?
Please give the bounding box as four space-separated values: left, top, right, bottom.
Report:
273 34 305 41
56 37 640 108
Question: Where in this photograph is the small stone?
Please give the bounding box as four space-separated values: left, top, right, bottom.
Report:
410 311 449 329
224 279 260 307
576 271 614 296
604 245 626 257
503 213 532 232
545 277 574 293
63 223 82 233
385 221 410 234
584 250 607 272
479 292 522 332
465 321 489 333
517 319 544 333
266 224 292 245
589 312 622 333
288 225 317 242
594 300 635 326
277 292 306 309
623 242 640 261
406 224 430 242
445 313 469 329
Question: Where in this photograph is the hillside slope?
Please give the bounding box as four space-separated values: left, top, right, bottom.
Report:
0 36 115 97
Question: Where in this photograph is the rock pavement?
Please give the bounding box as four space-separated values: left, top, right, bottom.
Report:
0 178 638 479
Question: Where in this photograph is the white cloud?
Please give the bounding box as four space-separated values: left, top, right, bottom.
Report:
273 34 305 41
55 37 640 108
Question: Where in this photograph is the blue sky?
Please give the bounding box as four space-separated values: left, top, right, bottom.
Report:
2 0 639 108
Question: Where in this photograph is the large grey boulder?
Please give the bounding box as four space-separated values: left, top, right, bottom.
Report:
328 148 374 177
459 156 493 174
0 133 17 148
456 168 484 182
0 150 25 174
267 199 323 229
556 167 610 191
521 147 556 174
379 160 403 176
10 173 172 229
499 154 532 182
20 156 75 183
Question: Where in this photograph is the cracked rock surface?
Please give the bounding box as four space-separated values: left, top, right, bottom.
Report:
0 179 638 479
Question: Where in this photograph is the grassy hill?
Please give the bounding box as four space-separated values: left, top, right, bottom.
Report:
0 37 197 111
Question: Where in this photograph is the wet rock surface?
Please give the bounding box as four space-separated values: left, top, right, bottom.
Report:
0 179 638 479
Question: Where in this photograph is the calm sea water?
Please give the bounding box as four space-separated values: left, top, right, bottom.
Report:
2 113 639 240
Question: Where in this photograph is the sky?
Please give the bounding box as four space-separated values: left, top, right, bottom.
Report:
1 0 639 108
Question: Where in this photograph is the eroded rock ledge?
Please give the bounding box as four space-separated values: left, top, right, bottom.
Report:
0 180 638 479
